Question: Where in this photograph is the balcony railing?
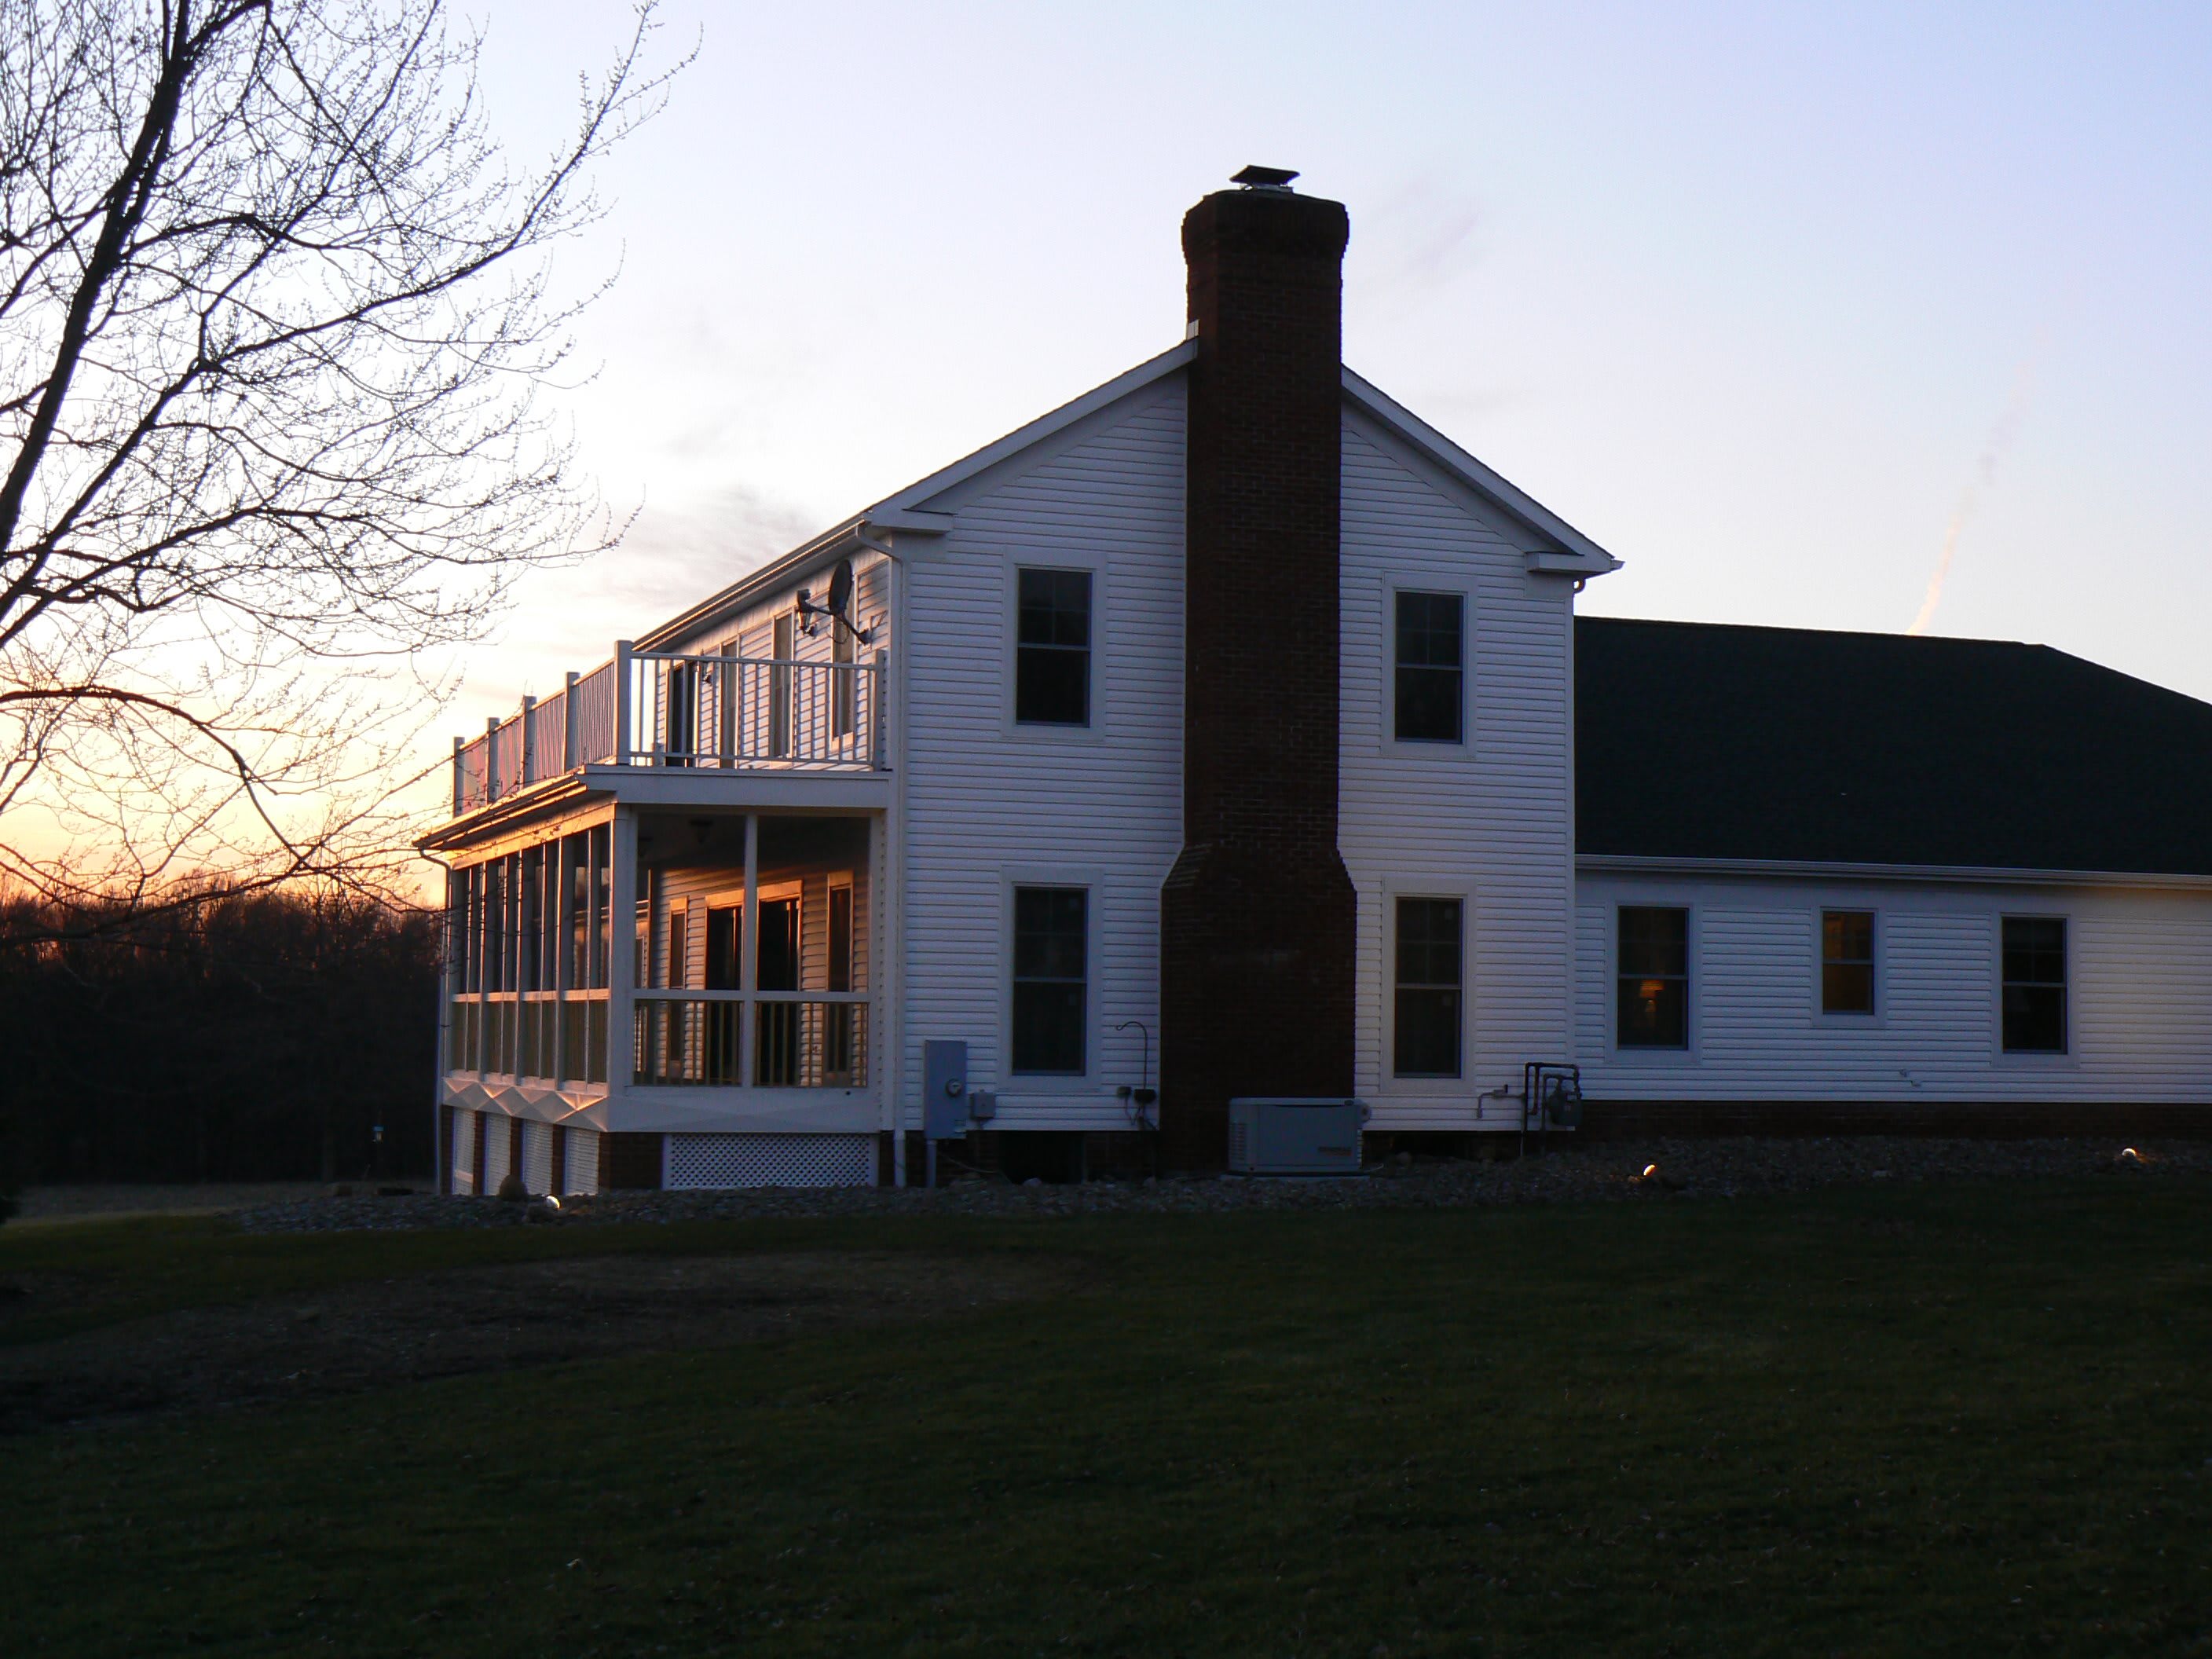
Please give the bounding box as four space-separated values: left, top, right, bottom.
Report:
452 642 885 814
632 991 870 1088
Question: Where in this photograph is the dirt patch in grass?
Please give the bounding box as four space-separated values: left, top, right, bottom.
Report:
0 1251 1060 1434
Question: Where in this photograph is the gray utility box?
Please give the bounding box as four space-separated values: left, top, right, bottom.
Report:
1227 1097 1370 1175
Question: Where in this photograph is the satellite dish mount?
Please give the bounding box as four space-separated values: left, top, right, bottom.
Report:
795 556 872 643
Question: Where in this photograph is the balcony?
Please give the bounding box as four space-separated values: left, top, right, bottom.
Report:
452 642 886 816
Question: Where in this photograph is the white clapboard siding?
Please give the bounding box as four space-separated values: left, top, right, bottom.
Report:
897 377 1187 1126
1339 411 1578 1126
1574 873 2212 1101
659 548 896 666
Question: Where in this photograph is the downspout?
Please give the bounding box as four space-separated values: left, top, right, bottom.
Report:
855 526 910 1185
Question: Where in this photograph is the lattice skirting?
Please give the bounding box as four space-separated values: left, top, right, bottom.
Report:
665 1132 877 1189
566 1128 601 1196
451 1108 476 1194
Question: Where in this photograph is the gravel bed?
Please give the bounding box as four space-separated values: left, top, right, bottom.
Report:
230 1137 2212 1233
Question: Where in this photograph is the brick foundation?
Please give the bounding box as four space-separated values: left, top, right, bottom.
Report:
601 1130 665 1189
1161 177 1357 1172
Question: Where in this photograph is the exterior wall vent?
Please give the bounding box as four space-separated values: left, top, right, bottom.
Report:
1225 1097 1370 1174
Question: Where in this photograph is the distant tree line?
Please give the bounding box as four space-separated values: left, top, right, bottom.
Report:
0 888 440 1193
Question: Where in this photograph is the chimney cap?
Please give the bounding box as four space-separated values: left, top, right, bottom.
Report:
1230 164 1299 192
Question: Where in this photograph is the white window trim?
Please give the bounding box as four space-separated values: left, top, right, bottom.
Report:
1994 909 2077 1065
1000 866 1106 1093
1378 574 1475 759
1608 895 1699 1060
1379 877 1474 1097
1810 901 1886 1028
1003 553 1108 745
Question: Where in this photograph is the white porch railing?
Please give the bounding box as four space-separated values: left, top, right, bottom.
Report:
452 642 886 814
632 991 870 1088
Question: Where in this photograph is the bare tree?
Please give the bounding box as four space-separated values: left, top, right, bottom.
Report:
0 0 686 940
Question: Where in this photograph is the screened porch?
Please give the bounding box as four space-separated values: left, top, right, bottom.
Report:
442 811 877 1116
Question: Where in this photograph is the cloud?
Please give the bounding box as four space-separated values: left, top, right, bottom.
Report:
462 482 820 709
1347 178 1489 310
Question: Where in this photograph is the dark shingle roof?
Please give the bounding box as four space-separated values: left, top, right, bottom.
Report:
1575 617 2212 876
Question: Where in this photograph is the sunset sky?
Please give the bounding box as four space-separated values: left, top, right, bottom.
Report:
453 1 2212 734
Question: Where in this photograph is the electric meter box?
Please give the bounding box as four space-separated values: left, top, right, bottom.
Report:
1226 1097 1370 1174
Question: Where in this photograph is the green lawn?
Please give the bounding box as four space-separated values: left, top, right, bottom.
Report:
6 1179 2212 1657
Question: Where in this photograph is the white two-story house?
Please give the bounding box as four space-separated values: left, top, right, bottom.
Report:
423 169 2212 1194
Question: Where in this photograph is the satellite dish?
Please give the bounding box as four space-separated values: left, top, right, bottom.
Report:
826 558 854 617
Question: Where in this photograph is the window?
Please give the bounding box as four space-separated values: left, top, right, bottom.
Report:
770 613 794 758
1394 590 1464 744
830 618 855 741
1393 897 1463 1078
1012 886 1087 1073
1617 906 1689 1048
666 906 688 990
2001 916 2067 1053
665 661 697 764
826 881 855 1080
755 894 800 1086
1016 567 1091 727
1822 909 1875 1014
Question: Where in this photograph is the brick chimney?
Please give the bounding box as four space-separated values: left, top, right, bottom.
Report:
1159 167 1358 1170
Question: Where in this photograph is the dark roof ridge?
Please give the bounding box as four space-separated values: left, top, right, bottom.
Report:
1577 613 2042 652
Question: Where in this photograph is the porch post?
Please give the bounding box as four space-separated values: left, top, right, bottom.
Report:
870 648 888 770
739 812 757 1086
484 716 500 801
474 859 490 1075
719 644 738 767
519 694 537 785
563 671 580 771
613 640 634 767
451 735 464 816
609 806 638 1098
870 809 895 1183
553 831 572 1087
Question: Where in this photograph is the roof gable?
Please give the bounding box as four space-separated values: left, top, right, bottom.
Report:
636 341 1618 647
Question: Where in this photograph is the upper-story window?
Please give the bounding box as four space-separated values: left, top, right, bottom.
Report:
830 617 855 740
771 612 795 758
1394 590 1464 744
1016 567 1091 727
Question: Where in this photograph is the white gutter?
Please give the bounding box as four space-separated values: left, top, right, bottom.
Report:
1577 852 2212 892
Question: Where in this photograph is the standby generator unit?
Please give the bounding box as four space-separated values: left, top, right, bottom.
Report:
1226 1097 1371 1175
